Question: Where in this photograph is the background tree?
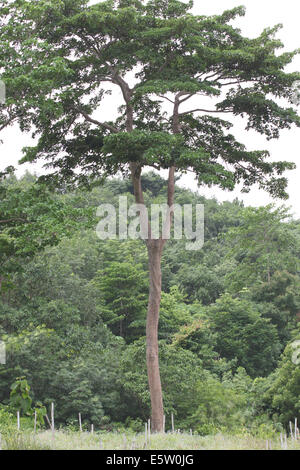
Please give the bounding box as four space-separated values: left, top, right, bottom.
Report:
206 292 281 377
264 333 300 426
0 173 91 294
93 259 148 341
224 205 300 291
1 0 300 431
252 271 300 344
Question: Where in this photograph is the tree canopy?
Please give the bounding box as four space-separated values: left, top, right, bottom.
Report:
0 0 299 196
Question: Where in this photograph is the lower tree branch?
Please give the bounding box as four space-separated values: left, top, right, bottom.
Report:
179 108 232 116
74 107 119 133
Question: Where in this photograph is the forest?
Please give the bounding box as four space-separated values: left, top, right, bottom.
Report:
0 171 300 437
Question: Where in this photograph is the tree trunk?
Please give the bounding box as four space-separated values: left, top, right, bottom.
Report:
129 162 176 433
146 239 164 432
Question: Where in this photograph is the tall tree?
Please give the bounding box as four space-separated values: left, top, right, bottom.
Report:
1 0 300 431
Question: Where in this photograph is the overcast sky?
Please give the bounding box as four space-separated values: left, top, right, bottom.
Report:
1 0 300 216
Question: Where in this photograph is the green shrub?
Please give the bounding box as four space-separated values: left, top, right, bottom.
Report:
124 417 144 433
0 406 36 435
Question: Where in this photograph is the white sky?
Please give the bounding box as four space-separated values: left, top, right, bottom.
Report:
1 0 300 215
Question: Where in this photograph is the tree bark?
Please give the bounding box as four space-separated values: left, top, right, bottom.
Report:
146 239 164 432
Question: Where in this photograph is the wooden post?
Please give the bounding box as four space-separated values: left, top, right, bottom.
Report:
280 433 283 449
148 418 151 441
51 402 55 437
131 436 136 450
91 424 94 434
79 413 82 432
284 433 288 450
289 421 293 439
145 423 147 447
17 411 20 431
45 414 51 429
171 413 174 433
34 410 37 433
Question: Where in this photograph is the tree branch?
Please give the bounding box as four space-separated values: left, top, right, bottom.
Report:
0 114 17 132
157 95 175 104
178 108 232 116
179 93 196 105
219 80 247 86
74 107 119 133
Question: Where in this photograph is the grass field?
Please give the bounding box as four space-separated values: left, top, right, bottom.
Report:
2 430 300 450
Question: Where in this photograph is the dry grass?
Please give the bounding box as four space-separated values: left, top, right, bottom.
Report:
3 430 300 450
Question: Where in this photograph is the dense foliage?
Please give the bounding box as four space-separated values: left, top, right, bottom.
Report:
0 172 299 435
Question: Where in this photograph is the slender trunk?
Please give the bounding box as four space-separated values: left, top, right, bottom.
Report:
143 96 179 430
125 86 178 433
129 163 165 432
125 96 164 430
146 239 164 432
129 167 176 433
144 162 175 432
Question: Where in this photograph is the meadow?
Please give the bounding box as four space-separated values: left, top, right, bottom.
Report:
2 430 300 451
